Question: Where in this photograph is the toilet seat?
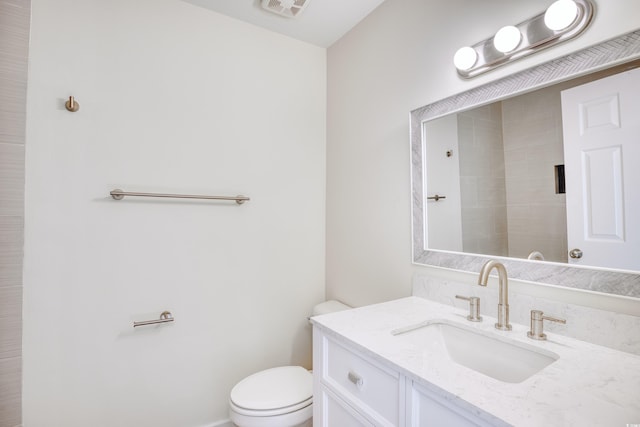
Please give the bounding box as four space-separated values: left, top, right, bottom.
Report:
229 366 313 417
229 396 312 417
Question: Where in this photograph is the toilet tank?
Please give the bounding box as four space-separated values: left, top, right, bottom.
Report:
311 300 351 317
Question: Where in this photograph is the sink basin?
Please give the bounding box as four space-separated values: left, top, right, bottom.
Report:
392 320 559 383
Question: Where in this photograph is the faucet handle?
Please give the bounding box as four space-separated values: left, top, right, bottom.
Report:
527 310 566 340
455 295 483 322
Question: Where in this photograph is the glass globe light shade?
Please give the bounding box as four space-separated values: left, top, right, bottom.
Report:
453 46 478 71
493 25 522 53
544 0 579 31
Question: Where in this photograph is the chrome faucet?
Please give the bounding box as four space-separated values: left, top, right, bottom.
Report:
477 260 512 331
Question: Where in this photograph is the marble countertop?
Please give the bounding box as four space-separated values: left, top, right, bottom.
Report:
311 296 640 427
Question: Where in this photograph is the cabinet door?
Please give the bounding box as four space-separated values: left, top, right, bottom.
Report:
408 382 500 427
320 387 374 427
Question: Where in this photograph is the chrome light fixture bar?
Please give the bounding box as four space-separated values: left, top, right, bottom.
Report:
454 0 594 78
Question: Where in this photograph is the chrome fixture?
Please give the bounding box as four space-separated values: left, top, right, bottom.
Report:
453 0 594 78
455 295 483 322
477 260 512 331
569 248 583 259
347 371 364 388
110 189 250 205
427 194 446 202
133 311 174 328
527 251 545 261
65 96 79 112
527 310 566 340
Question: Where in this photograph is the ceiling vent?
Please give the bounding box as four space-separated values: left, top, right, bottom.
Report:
261 0 310 19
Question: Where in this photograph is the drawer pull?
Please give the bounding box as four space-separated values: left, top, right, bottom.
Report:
348 371 364 387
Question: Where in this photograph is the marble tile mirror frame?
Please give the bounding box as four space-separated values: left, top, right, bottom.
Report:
411 30 640 298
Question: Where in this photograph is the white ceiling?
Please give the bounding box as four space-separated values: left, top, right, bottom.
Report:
181 0 388 47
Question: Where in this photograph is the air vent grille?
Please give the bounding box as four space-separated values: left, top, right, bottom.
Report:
261 0 309 19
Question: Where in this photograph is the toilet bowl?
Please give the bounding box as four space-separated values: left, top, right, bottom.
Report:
229 300 350 427
229 366 313 427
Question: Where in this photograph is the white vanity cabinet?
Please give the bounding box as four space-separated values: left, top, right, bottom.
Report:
312 297 640 426
313 326 403 426
313 326 493 427
406 382 497 427
319 387 375 426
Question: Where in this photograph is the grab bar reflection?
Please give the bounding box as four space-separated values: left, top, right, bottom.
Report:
110 189 250 205
133 311 174 328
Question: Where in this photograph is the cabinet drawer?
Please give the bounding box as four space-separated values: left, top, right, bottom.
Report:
323 337 400 426
409 382 501 427
321 387 374 427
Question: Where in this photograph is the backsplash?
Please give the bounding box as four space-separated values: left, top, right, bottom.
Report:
413 274 640 356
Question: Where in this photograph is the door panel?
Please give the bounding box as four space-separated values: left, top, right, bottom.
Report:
582 146 624 240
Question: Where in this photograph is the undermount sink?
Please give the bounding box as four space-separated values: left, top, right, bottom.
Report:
392 319 559 383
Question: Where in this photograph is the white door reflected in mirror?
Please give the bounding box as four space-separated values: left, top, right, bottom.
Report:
561 67 640 270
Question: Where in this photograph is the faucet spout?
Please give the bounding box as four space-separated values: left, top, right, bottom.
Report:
477 260 512 331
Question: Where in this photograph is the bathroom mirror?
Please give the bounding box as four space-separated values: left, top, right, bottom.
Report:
411 30 640 298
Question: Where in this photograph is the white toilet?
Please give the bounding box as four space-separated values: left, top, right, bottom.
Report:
229 300 351 427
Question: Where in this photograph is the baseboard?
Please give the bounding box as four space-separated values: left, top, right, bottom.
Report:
197 419 233 427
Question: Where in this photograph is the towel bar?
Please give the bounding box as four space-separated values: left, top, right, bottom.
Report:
110 189 250 204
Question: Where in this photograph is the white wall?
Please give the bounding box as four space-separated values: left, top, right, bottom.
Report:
23 1 326 426
326 0 640 312
423 115 462 252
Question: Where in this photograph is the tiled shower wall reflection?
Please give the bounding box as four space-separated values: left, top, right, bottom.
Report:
1 0 29 425
456 88 569 264
502 87 568 263
457 104 509 256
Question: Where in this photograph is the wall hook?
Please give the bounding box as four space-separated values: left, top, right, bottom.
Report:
65 96 80 112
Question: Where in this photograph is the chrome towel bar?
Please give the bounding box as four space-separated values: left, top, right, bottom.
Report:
133 311 174 328
110 189 250 204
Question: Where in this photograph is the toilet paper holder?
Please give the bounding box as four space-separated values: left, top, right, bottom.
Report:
133 311 174 328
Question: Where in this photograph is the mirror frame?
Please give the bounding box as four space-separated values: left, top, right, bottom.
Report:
411 30 640 298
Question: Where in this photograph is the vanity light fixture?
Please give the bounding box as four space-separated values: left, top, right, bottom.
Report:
453 46 478 71
545 0 580 31
493 25 522 53
454 0 594 78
